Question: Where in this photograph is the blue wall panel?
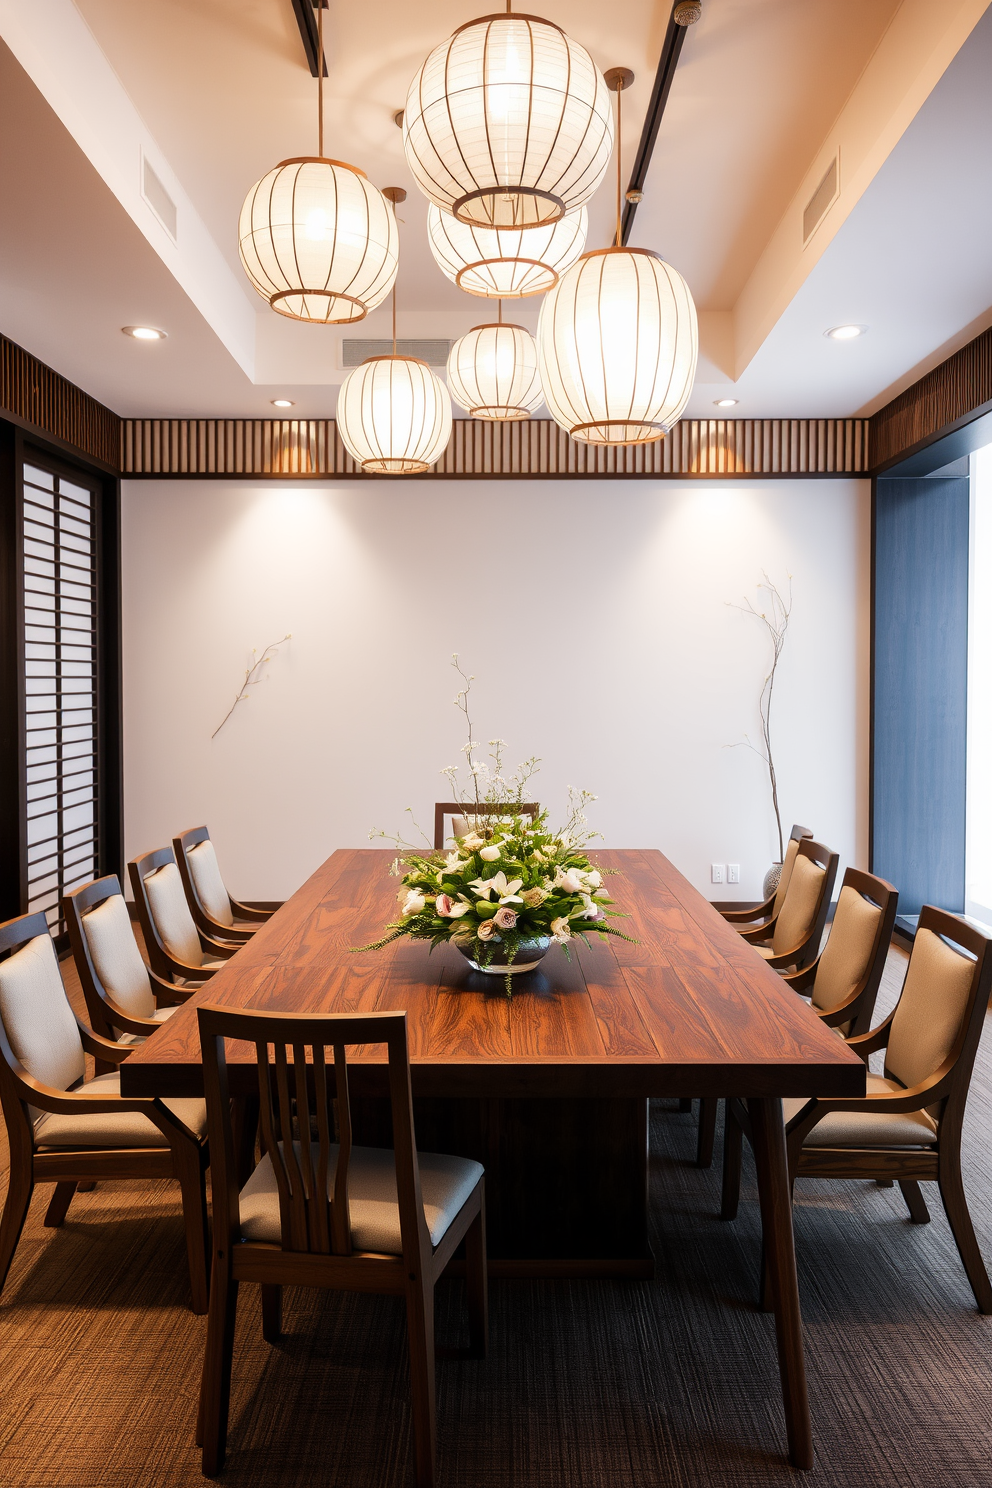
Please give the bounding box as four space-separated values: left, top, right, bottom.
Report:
872 476 969 916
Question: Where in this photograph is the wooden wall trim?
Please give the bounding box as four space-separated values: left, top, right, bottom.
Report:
0 334 121 473
120 416 869 479
869 325 992 472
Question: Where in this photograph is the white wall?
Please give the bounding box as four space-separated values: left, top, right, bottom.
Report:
121 477 870 903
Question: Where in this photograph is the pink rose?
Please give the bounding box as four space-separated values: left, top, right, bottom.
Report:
436 894 454 917
494 906 517 930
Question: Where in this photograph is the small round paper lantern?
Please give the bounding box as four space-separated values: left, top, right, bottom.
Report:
336 357 452 474
447 324 542 420
239 159 399 324
403 15 613 230
427 204 588 298
537 248 698 445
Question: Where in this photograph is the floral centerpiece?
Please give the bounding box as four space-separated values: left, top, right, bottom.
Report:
354 659 634 995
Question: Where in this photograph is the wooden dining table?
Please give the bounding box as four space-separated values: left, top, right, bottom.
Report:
121 846 865 1469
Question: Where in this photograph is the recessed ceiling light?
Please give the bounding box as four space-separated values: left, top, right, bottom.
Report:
271 398 295 408
714 398 738 408
122 325 167 340
825 324 867 340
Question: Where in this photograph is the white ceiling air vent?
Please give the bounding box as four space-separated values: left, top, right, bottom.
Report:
342 339 452 368
802 153 839 246
141 152 178 241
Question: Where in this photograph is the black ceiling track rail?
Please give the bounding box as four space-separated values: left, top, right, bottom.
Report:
291 0 328 78
621 5 692 245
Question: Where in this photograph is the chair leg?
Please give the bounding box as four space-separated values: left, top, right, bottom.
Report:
174 1143 210 1316
938 1151 992 1314
898 1179 930 1225
44 1181 78 1228
261 1285 282 1343
677 1098 693 1114
404 1273 438 1488
721 1104 743 1221
0 1166 33 1297
696 1097 718 1169
464 1192 488 1358
200 1266 240 1474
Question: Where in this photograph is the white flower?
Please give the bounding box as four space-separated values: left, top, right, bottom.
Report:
446 901 471 918
585 869 602 888
580 894 600 920
476 919 497 941
467 870 523 904
479 843 501 862
554 866 586 895
399 889 426 918
444 850 464 872
550 916 572 942
460 832 485 851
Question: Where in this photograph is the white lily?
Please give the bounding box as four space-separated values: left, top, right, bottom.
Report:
399 889 426 918
554 866 586 895
467 870 523 904
460 831 485 851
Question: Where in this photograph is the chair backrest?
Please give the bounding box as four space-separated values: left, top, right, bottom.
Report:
129 847 206 972
771 824 814 916
198 1005 431 1266
64 875 155 1023
884 907 992 1116
770 838 838 962
174 826 234 929
0 911 84 1103
810 868 898 1029
434 801 539 849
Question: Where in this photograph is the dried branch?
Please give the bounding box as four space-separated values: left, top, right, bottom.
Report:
212 634 291 739
727 575 792 863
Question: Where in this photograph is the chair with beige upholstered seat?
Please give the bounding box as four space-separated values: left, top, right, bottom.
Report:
433 801 539 849
0 911 210 1312
128 846 238 985
721 905 992 1313
739 837 838 972
64 875 196 1051
196 1004 487 1485
174 825 277 945
780 868 898 1037
719 823 813 932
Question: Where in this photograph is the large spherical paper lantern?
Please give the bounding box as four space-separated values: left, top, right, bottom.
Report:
404 15 613 230
537 248 698 445
239 159 399 324
447 324 542 421
336 357 452 474
427 204 587 298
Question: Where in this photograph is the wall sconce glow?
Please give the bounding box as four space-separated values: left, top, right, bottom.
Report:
271 399 295 408
122 325 167 340
825 324 867 340
714 398 738 408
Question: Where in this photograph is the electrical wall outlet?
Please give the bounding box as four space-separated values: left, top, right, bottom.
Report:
711 863 725 884
728 864 740 884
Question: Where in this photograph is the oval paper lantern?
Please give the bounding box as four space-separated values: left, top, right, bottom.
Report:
427 204 588 298
404 15 613 230
447 324 542 420
537 248 698 445
239 159 399 324
336 357 452 474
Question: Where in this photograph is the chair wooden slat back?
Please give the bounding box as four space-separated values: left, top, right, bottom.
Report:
433 801 539 849
198 1006 430 1263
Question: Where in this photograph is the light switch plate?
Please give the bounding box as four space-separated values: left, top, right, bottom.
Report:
728 864 740 884
711 863 725 884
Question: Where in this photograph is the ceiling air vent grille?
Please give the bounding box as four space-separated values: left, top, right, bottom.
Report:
802 154 839 245
342 339 452 367
141 153 178 241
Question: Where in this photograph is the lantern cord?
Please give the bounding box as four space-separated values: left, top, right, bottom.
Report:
615 82 622 248
317 1 324 158
392 286 397 356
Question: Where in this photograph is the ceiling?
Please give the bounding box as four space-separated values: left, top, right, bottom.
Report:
0 0 990 422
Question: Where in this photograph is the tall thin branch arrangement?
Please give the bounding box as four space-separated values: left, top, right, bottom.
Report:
212 634 291 739
728 576 792 864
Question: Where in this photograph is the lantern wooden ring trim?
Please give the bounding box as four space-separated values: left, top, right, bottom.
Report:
361 457 431 475
451 184 566 229
269 288 367 319
569 419 669 445
273 156 369 176
452 11 565 36
469 405 533 421
454 257 559 295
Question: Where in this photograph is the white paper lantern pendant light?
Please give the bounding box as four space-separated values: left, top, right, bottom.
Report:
238 4 398 324
447 304 543 421
404 6 614 230
427 203 588 298
336 191 453 476
537 69 699 446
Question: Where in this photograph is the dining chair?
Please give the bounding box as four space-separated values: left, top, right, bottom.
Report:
196 1004 487 1485
0 910 210 1312
174 825 277 945
694 865 896 1171
433 801 540 849
64 874 195 1052
719 823 813 932
129 846 238 985
739 837 838 972
721 905 992 1314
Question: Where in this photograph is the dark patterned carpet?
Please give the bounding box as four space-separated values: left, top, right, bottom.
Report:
1 946 990 1486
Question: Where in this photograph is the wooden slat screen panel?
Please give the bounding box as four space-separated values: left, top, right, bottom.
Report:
121 417 869 478
1 334 120 471
22 463 100 937
870 326 992 471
